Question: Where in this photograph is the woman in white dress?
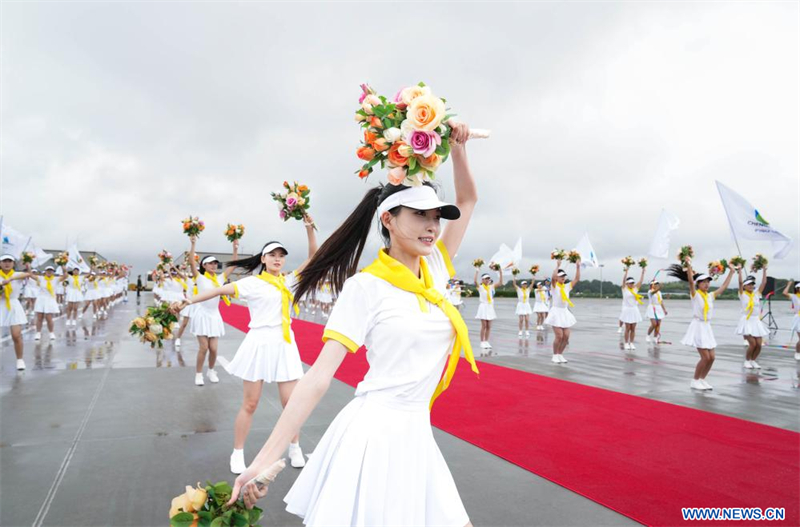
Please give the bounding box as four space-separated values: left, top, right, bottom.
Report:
736 266 769 369
172 265 193 348
81 272 101 319
1 254 35 370
782 280 800 360
512 276 532 337
533 281 550 331
186 236 239 386
545 258 580 363
227 122 478 527
22 273 38 316
33 266 60 341
61 266 85 326
668 259 735 390
645 280 668 344
619 266 645 350
448 279 464 312
174 217 317 475
474 269 501 350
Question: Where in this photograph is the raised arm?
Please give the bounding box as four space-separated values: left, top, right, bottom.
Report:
497 268 504 289
783 279 794 298
757 267 768 295
573 259 581 287
511 275 517 289
439 122 477 259
474 268 479 288
222 239 240 280
713 267 736 298
295 214 319 275
622 267 629 290
686 260 696 297
635 267 645 290
188 236 199 279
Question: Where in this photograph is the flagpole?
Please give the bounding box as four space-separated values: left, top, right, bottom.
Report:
715 181 743 256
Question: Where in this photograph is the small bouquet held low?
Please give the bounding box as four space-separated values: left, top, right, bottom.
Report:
550 249 566 261
21 251 35 265
707 260 728 278
678 245 694 268
751 253 768 272
472 258 485 269
567 250 581 264
129 303 178 349
529 264 540 276
54 252 69 267
271 181 314 228
158 250 173 264
621 256 635 270
638 258 648 269
182 216 205 237
225 223 245 242
511 268 520 276
729 255 747 269
488 262 501 272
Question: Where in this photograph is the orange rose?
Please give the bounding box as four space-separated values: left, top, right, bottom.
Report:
373 138 390 152
298 185 308 192
406 94 446 132
358 168 371 179
364 130 378 146
357 146 375 161
419 153 442 171
370 116 383 129
387 142 410 167
387 166 406 185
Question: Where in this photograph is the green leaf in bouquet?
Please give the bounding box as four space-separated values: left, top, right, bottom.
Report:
440 139 451 157
249 508 263 525
198 511 214 520
408 156 417 170
434 144 447 156
417 81 426 87
367 156 380 168
231 512 249 526
210 517 225 527
170 512 196 527
408 163 420 176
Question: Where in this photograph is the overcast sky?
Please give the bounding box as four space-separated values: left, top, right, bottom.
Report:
2 1 798 283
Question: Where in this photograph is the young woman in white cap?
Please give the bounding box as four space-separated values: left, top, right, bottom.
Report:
174 217 318 474
186 237 239 386
668 259 735 390
533 281 549 331
782 280 800 360
645 280 668 344
22 273 38 317
736 265 769 369
619 266 645 350
546 258 581 363
227 122 479 526
474 268 501 350
512 276 532 337
61 266 85 326
1 254 34 370
447 279 464 312
173 264 195 349
33 266 60 341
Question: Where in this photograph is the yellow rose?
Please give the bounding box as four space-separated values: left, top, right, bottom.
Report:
132 317 146 329
146 317 156 325
297 196 306 206
401 85 431 105
169 492 194 518
185 485 208 511
419 153 442 171
143 332 157 342
406 94 445 132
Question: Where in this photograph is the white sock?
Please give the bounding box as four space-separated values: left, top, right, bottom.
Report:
233 448 243 455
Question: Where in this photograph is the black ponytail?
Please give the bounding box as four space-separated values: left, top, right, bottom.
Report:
666 264 702 283
226 241 285 275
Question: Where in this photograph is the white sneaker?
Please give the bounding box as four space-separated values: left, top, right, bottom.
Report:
175 338 181 348
617 327 623 334
518 331 523 337
690 379 704 390
230 449 246 474
560 355 569 363
795 353 800 360
645 335 651 343
630 343 636 350
288 443 306 468
751 360 761 369
49 333 56 341
194 373 204 386
486 341 492 349
207 369 219 383
744 360 754 369
78 313 83 319
701 379 713 390
92 314 97 320
525 331 531 337
34 332 42 341
551 355 561 363
16 359 26 370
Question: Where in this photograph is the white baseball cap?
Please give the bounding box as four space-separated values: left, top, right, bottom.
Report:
377 185 460 220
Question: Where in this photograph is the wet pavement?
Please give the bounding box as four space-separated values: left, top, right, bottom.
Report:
1 293 797 526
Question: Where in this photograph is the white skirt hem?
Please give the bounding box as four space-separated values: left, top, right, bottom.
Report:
681 319 717 349
224 325 304 383
545 307 576 328
475 303 496 321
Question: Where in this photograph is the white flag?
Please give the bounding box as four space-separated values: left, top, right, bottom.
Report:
575 233 599 268
647 209 681 259
0 224 32 259
716 181 793 259
68 242 91 273
489 238 522 270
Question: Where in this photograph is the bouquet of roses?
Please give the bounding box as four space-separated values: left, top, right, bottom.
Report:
529 264 540 276
620 256 635 270
472 258 485 269
21 251 35 264
129 303 177 349
677 245 694 268
511 268 520 276
158 250 173 264
729 255 747 270
182 216 205 237
169 460 285 527
708 260 728 278
225 223 245 242
488 262 501 272
550 249 566 261
88 255 100 267
638 258 648 269
271 181 314 228
354 82 489 186
566 250 581 264
751 253 768 272
54 252 69 267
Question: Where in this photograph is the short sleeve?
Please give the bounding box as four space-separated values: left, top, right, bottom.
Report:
285 271 299 291
322 276 372 353
233 276 258 300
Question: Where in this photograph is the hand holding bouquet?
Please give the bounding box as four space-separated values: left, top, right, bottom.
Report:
529 264 540 276
54 252 69 267
488 262 501 272
751 253 768 272
511 268 520 276
182 216 205 237
271 181 314 228
158 250 173 264
225 223 245 242
472 258 485 269
678 245 694 268
729 255 747 270
129 303 178 349
707 260 728 278
620 256 635 270
638 258 648 269
567 250 581 264
551 249 566 261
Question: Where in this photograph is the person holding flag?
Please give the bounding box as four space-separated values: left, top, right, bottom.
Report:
1 254 34 370
736 266 770 369
619 266 646 350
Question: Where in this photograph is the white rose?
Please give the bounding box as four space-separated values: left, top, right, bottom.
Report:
148 324 163 335
383 127 402 144
400 119 415 142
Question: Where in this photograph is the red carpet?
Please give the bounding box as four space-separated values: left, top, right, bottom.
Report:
221 303 800 527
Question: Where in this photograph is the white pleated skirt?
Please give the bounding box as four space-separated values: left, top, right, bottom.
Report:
34 295 60 314
515 302 533 316
190 308 226 338
65 289 84 303
647 305 666 320
284 392 469 527
545 306 576 328
681 319 717 349
0 299 28 327
619 306 643 324
792 314 800 334
159 291 185 303
224 325 304 383
183 302 198 318
474 303 496 321
533 303 549 313
84 289 101 301
735 316 769 337
22 288 37 299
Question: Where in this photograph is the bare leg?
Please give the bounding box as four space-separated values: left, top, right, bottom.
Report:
752 337 763 361
207 337 218 370
45 314 54 333
176 316 190 339
233 380 263 449
744 336 756 361
277 380 301 443
560 328 571 354
11 325 23 360
196 336 209 373
485 320 493 342
552 327 563 355
35 313 44 332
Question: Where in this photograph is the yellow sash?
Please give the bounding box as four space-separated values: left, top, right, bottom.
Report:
519 286 529 303
481 283 493 304
72 275 80 289
175 278 188 291
362 248 479 410
205 272 230 306
743 291 755 320
697 290 710 321
255 272 299 343
627 287 643 305
557 282 574 307
44 276 55 297
538 289 547 303
1 269 13 309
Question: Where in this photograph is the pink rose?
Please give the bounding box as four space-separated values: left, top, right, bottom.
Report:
387 166 407 185
408 130 441 157
286 196 297 209
279 210 286 220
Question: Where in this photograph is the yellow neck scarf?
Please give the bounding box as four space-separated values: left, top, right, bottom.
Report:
1 269 14 309
481 283 493 304
743 291 755 320
697 289 710 321
255 272 299 343
519 286 529 302
205 272 230 306
93 279 99 289
44 276 55 296
363 248 479 410
538 289 547 302
627 287 643 305
557 282 574 307
72 275 80 289
175 278 188 291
